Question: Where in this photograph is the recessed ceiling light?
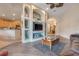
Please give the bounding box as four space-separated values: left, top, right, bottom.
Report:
32 5 37 9
2 14 5 17
12 13 16 16
46 8 49 10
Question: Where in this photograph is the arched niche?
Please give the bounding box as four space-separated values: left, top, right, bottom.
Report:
47 17 56 35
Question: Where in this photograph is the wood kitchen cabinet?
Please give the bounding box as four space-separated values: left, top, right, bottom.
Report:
0 18 21 29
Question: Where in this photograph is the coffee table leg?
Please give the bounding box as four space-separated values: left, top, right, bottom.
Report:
42 40 43 46
49 41 52 56
50 41 51 50
50 45 51 50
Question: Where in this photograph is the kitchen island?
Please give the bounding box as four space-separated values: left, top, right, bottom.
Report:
0 29 21 40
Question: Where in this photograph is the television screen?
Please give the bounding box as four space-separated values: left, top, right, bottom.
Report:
33 22 43 31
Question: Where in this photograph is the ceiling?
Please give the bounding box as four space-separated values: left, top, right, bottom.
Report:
0 3 22 20
0 3 79 20
33 3 79 18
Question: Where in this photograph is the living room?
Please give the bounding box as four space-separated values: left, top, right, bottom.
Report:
0 3 79 56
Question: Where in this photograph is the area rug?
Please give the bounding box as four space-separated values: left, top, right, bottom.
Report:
33 42 65 55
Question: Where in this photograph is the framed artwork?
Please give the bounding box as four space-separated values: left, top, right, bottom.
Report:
47 23 56 35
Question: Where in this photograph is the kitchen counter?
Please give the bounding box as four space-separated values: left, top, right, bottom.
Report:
0 29 20 40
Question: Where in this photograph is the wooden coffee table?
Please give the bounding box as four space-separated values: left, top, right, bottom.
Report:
42 37 59 50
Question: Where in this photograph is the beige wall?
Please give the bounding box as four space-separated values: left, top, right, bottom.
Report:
56 5 79 39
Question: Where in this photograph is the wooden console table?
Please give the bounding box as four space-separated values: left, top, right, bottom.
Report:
42 37 59 50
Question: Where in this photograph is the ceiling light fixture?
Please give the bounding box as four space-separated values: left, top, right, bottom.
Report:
46 8 49 10
46 3 64 9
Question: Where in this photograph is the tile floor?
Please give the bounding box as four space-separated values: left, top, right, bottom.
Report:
1 37 68 56
2 42 52 56
1 35 78 56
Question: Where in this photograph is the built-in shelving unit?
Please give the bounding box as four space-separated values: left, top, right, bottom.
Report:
21 4 47 43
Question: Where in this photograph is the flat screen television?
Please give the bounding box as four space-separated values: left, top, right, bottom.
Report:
33 22 43 31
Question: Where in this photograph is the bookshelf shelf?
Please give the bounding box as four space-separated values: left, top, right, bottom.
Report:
21 4 47 43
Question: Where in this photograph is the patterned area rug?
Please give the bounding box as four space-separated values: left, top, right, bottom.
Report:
33 42 65 55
